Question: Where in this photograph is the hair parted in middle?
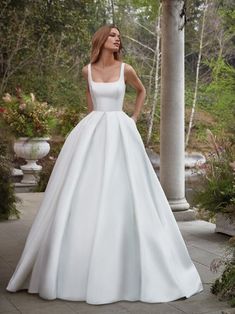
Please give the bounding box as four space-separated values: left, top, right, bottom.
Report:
90 24 123 64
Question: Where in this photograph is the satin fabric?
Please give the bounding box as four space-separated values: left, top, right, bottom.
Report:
6 62 203 304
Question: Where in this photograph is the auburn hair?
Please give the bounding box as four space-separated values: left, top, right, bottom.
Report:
90 24 123 64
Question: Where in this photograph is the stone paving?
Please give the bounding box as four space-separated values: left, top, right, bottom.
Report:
0 192 234 314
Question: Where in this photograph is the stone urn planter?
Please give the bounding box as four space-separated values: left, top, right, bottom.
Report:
215 212 235 236
13 137 50 184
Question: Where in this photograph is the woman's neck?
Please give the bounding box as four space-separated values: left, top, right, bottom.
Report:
96 49 116 67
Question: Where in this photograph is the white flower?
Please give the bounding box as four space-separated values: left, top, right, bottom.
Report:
2 93 12 103
19 103 27 110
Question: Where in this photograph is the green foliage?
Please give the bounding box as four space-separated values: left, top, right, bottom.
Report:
211 236 235 307
127 0 160 22
0 89 57 138
47 76 86 109
0 0 97 97
217 1 235 36
0 134 21 220
211 264 235 307
34 157 56 192
200 57 235 129
33 138 65 192
0 0 234 155
193 131 235 215
55 107 87 137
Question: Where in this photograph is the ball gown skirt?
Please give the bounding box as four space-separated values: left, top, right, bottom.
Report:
6 62 203 304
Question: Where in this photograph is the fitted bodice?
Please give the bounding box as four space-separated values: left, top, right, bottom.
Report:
88 62 126 112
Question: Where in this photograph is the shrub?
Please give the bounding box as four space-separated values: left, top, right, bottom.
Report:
55 107 85 137
211 236 235 307
193 129 235 217
33 156 57 192
0 135 21 220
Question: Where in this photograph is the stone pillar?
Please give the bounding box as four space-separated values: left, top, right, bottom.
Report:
160 0 194 219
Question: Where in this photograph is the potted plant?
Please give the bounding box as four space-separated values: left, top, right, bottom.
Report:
0 88 57 184
193 129 235 236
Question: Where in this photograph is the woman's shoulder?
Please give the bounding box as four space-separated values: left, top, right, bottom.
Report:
123 62 136 75
82 61 135 78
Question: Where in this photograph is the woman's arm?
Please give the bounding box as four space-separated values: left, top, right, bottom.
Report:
82 65 93 113
125 64 146 123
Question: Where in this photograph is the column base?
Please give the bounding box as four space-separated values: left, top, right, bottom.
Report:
14 182 37 193
173 208 196 221
169 198 190 211
168 198 196 221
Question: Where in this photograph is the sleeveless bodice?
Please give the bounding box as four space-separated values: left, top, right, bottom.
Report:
88 62 126 112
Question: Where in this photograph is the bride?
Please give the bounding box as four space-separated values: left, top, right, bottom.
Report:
6 24 203 305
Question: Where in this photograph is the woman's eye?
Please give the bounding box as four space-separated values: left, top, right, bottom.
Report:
109 33 120 40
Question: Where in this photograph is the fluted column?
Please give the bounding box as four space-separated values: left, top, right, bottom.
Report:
160 0 192 215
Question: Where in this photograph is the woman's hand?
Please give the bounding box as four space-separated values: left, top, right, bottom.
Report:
131 115 137 123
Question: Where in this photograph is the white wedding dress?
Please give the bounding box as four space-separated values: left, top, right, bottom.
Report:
6 62 203 304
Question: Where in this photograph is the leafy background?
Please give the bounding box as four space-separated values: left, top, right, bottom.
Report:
0 0 234 152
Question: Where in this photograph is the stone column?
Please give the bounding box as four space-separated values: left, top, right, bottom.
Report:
160 0 194 219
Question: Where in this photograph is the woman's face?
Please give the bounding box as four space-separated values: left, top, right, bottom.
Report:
103 28 121 52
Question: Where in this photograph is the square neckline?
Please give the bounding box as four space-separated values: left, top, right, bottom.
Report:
89 62 123 84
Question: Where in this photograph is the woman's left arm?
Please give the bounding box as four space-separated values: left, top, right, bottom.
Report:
125 64 146 123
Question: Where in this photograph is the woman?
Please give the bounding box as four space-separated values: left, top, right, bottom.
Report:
6 24 203 304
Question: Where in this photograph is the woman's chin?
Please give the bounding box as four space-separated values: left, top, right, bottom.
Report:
112 48 120 53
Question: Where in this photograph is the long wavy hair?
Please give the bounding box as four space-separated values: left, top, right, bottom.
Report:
90 24 123 64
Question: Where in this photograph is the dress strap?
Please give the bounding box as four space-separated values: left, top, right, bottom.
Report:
88 63 92 84
120 62 125 82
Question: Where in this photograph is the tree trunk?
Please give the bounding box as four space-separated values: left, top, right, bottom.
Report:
146 3 162 146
